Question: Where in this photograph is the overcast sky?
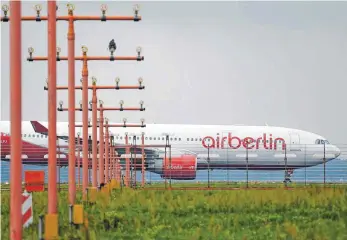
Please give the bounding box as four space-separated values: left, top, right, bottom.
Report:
1 1 346 145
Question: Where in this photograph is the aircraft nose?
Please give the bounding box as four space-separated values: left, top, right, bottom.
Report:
334 145 341 158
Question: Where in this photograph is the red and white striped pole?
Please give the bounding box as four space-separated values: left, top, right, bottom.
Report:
22 191 33 228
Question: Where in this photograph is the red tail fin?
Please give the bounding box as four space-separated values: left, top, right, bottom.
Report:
30 121 48 134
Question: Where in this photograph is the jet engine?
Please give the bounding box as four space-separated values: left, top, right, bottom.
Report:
148 154 197 180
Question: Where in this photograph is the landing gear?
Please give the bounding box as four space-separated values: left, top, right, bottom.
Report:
283 169 294 184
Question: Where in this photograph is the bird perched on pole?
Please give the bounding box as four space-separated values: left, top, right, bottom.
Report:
108 39 117 56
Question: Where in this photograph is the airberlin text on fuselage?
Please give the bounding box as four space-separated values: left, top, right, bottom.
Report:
202 133 286 150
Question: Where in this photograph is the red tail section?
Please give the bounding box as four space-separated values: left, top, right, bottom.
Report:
1 132 49 163
1 132 11 158
30 121 48 134
1 132 94 167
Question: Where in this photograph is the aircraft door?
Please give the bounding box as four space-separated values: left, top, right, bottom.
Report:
221 130 242 167
221 131 232 178
76 127 83 159
221 131 230 161
289 132 301 151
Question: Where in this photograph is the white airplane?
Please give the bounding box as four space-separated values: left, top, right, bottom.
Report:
0 120 341 182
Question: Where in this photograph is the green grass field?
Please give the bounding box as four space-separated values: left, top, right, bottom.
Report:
1 184 347 239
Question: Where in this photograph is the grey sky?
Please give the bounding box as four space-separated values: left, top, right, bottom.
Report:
1 1 347 144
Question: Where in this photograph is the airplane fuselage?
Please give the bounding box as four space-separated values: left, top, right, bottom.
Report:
0 121 341 179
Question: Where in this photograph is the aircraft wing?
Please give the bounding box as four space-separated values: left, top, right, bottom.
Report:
111 143 157 158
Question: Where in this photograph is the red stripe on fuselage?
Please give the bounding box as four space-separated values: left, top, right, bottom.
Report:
0 132 67 163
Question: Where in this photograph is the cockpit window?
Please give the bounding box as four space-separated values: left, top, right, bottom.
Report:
315 139 330 144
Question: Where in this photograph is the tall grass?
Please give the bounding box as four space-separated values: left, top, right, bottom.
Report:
1 185 347 239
